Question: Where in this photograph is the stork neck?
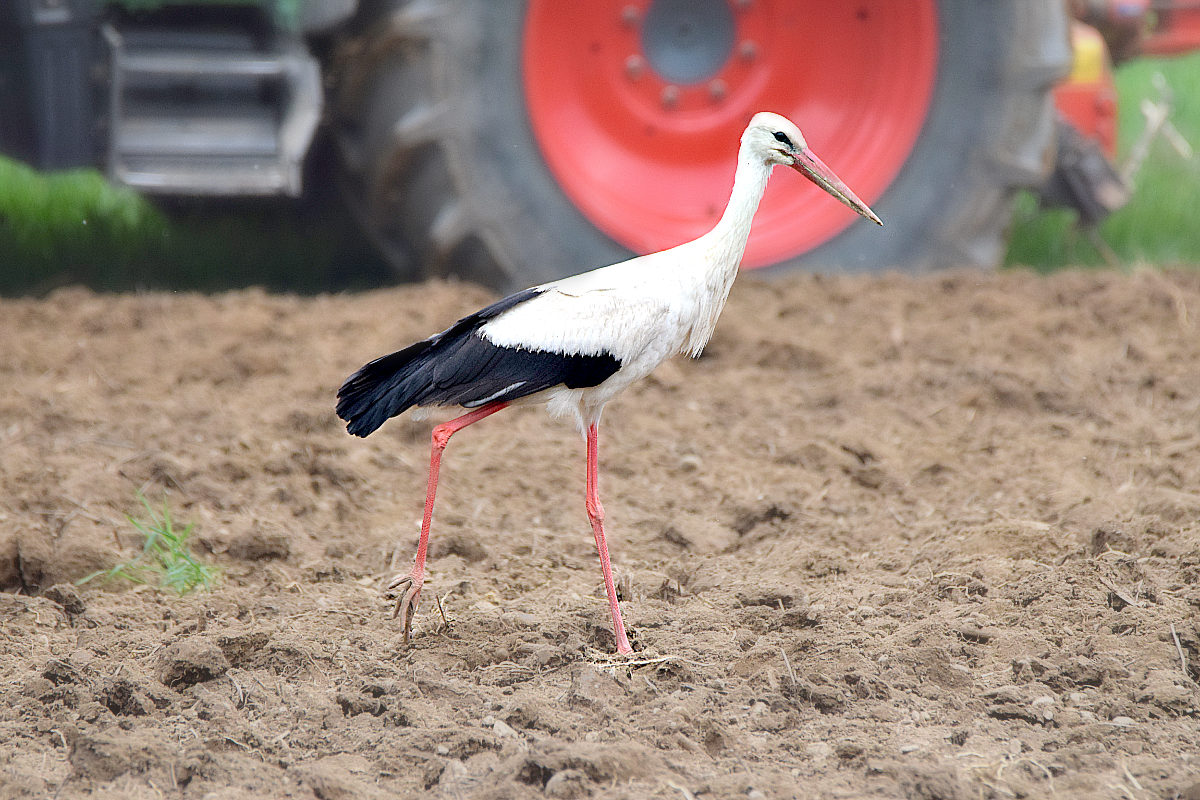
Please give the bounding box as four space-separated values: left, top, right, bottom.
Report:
705 149 772 262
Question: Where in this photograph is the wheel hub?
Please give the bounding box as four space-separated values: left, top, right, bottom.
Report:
640 0 736 85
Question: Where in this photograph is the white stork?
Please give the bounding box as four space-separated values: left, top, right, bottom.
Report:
337 111 881 655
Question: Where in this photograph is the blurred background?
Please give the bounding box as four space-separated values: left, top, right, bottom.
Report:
1 0 1197 296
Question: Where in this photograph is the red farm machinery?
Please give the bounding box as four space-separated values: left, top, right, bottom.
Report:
3 0 1198 289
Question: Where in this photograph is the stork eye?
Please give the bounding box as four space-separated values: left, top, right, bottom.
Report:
772 131 793 147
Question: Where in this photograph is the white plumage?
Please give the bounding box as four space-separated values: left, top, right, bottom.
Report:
337 111 881 655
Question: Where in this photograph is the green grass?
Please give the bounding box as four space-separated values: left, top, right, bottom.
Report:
78 493 219 595
0 159 165 293
1005 51 1200 270
0 150 390 295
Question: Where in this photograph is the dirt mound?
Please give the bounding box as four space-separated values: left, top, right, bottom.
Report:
2 269 1199 798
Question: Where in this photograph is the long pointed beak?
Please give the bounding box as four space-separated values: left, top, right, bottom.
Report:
791 148 883 226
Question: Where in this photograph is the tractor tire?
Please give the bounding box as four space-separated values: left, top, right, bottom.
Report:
791 1 1073 275
331 0 1071 290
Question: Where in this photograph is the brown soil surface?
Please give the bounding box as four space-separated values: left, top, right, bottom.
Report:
2 269 1200 799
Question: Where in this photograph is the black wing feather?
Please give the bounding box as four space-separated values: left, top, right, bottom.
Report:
336 288 622 437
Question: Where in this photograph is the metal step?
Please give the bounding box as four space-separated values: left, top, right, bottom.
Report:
102 24 321 197
118 111 279 158
120 51 290 78
115 156 290 195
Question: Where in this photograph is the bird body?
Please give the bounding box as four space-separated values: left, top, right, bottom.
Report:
337 112 881 654
340 236 732 435
485 244 717 427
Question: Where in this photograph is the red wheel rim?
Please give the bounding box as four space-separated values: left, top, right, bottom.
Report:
522 0 939 267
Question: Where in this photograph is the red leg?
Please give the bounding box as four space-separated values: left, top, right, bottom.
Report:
387 401 509 644
586 422 633 655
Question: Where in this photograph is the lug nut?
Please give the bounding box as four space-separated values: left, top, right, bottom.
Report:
708 79 727 102
738 40 759 61
621 4 640 26
624 55 646 80
661 85 680 109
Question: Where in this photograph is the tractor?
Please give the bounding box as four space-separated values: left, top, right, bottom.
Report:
4 0 1198 290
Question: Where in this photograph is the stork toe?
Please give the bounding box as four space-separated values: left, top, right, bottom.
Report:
385 573 423 645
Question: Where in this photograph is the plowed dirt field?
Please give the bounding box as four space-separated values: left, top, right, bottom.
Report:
2 269 1199 799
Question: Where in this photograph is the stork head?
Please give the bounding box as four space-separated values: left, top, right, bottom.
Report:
745 111 883 226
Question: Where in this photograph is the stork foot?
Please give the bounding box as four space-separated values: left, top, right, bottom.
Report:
384 573 423 646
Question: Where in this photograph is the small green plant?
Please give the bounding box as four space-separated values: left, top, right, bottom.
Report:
79 493 219 594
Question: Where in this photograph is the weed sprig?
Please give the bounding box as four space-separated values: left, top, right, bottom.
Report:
79 493 219 595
